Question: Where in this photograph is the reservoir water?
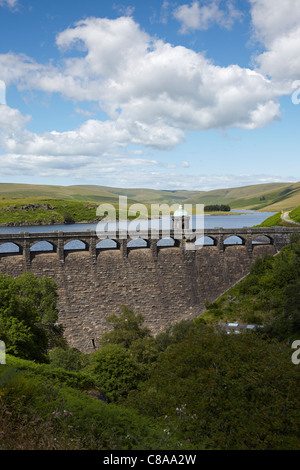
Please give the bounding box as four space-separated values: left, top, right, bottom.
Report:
0 210 275 234
0 210 276 252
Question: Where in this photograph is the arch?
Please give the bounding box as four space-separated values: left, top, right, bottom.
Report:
252 235 273 245
224 235 244 245
0 242 22 254
64 240 88 251
195 236 216 246
127 238 148 248
30 241 55 252
96 239 118 249
157 237 175 247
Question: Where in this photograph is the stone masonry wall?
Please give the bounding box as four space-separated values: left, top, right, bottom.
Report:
0 243 276 352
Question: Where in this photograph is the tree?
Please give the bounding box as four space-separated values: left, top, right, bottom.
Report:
89 343 145 402
0 272 63 362
99 305 151 349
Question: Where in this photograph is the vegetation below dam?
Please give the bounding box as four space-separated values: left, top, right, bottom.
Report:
1 235 300 450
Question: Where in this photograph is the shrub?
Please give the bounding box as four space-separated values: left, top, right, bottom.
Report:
49 347 89 372
89 344 145 402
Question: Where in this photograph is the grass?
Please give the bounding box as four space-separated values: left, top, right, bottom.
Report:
1 181 300 227
256 212 283 227
0 181 298 210
256 205 300 227
0 198 147 226
201 239 300 338
0 199 100 226
290 206 300 223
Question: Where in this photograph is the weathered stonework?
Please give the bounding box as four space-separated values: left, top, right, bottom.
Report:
0 227 299 352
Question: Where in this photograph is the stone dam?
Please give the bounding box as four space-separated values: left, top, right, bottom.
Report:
0 226 299 352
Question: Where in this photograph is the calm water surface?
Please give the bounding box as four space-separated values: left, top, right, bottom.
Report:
0 210 275 234
0 210 276 252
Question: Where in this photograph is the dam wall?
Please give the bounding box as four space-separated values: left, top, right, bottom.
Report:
0 227 298 352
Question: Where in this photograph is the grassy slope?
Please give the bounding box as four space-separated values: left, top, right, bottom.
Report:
0 199 101 225
0 181 300 218
185 182 292 207
257 204 300 227
0 355 184 450
230 182 300 211
290 205 300 223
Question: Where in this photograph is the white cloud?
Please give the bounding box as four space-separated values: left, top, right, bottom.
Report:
0 0 18 9
40 18 285 127
0 14 292 182
250 0 300 81
173 0 243 33
0 105 31 144
0 80 6 104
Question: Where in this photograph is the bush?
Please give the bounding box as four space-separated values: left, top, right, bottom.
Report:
6 354 97 391
89 344 145 402
49 347 89 372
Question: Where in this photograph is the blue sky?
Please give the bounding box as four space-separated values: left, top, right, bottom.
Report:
0 0 299 191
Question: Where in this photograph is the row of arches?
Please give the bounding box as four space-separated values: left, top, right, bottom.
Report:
0 235 273 254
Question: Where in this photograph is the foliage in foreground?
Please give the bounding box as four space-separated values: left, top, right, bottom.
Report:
126 327 300 450
0 359 190 451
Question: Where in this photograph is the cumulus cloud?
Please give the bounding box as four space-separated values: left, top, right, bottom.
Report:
1 17 284 131
0 14 292 182
250 0 300 81
173 0 243 33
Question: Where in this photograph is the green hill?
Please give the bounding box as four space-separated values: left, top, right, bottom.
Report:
0 181 300 221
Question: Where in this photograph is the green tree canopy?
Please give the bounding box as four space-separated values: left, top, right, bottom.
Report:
99 305 151 349
127 325 300 450
89 343 145 402
0 272 63 362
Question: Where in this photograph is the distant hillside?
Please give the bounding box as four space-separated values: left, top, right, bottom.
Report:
0 181 300 212
229 182 300 211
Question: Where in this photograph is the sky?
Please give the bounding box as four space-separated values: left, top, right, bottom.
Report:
0 0 299 191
